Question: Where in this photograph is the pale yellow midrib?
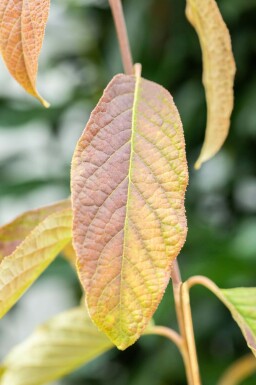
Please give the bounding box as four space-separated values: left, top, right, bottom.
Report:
118 73 141 336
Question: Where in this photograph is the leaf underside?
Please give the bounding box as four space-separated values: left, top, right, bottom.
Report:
0 306 113 385
0 0 50 106
71 73 188 349
186 0 236 168
0 200 72 319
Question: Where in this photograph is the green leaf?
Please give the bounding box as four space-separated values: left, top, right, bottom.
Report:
220 288 256 357
71 72 188 349
0 306 113 385
191 278 256 357
0 200 72 319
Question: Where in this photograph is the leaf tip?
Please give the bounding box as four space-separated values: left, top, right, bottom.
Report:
38 95 50 108
194 159 202 170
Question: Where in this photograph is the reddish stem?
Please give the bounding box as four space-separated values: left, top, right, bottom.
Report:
109 0 133 75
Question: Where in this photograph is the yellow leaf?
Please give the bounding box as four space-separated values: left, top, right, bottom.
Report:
61 242 77 268
186 0 236 169
71 73 188 349
0 200 72 318
0 200 71 262
0 306 113 385
0 0 50 107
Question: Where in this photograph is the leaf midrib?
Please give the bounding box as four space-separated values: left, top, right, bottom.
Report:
118 73 141 331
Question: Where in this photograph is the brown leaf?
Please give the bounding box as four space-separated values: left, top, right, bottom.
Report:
186 0 236 168
0 0 50 106
71 73 188 349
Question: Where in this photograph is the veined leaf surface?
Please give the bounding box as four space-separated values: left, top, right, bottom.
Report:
0 201 72 318
71 73 188 349
0 200 71 262
0 0 50 106
0 306 113 385
186 0 236 169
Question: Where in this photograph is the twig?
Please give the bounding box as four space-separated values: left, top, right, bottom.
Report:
108 0 133 75
181 281 202 385
172 260 200 385
144 325 183 352
218 354 256 385
186 275 219 293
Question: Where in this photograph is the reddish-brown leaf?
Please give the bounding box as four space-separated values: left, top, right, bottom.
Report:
71 73 188 349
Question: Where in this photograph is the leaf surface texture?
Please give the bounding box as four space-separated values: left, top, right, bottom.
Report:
71 73 188 349
0 0 50 106
0 200 72 318
0 306 113 385
186 0 236 168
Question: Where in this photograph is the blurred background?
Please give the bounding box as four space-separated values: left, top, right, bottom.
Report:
0 0 255 383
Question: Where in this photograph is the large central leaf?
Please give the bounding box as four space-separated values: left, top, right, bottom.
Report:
71 73 188 349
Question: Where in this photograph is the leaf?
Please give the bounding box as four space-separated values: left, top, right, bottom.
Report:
0 0 50 107
185 0 236 169
71 72 188 349
194 278 256 358
220 288 256 357
0 200 71 262
61 242 77 268
0 201 72 318
0 306 113 385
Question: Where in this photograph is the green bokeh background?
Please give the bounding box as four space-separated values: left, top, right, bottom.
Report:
0 0 255 384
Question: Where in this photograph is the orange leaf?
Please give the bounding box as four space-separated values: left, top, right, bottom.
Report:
71 73 188 349
0 0 50 106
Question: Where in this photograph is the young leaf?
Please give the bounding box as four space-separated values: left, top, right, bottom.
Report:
186 0 236 169
0 0 50 107
0 201 72 318
0 306 113 385
71 73 188 349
